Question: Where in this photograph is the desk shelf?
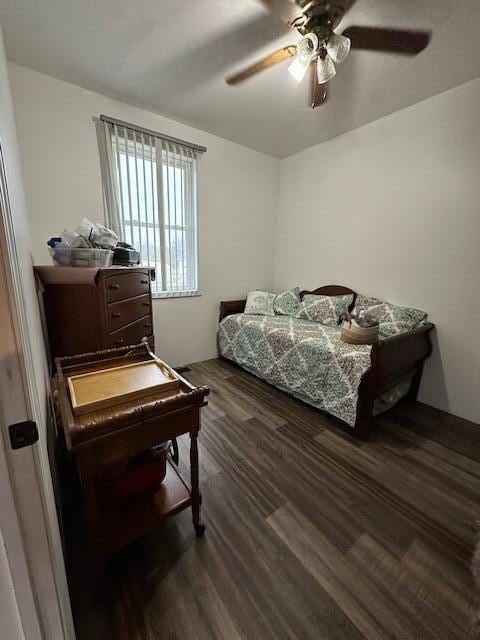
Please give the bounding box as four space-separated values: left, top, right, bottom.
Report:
99 458 191 553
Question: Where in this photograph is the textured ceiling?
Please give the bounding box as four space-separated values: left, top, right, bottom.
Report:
1 0 479 158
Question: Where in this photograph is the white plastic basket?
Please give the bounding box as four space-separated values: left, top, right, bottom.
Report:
49 247 113 267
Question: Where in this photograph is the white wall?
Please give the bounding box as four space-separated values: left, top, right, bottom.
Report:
8 63 279 366
275 78 480 423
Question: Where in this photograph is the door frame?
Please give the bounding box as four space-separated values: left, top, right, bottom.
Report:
0 117 75 639
0 401 42 640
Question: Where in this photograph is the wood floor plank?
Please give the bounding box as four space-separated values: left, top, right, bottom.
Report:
400 540 477 627
201 473 364 640
68 357 479 640
268 502 408 640
386 404 480 462
347 533 469 640
377 416 480 482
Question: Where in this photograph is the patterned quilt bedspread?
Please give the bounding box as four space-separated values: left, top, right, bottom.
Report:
218 313 373 427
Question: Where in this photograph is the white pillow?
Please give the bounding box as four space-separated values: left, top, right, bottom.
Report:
244 290 276 316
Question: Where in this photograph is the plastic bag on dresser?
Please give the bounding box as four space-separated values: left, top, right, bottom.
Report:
75 217 119 249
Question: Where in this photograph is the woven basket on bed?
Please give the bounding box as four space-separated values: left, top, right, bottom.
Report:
341 319 379 345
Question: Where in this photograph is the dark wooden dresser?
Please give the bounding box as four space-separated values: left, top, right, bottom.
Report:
34 266 155 361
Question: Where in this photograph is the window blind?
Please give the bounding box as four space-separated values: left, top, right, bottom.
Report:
95 117 204 297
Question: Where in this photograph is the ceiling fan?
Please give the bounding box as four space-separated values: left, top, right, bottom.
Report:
226 0 431 108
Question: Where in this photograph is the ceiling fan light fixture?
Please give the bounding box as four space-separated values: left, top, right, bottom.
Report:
326 33 351 63
316 54 336 84
288 32 318 83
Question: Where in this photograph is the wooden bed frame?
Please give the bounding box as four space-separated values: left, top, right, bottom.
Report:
219 285 435 439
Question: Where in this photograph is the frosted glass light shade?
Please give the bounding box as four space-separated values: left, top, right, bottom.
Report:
316 55 336 84
288 56 310 82
288 32 319 83
326 33 351 63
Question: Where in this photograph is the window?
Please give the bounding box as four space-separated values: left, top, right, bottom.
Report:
96 117 205 297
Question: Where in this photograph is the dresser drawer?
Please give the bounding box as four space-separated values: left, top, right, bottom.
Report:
107 294 151 331
107 315 153 348
104 271 150 303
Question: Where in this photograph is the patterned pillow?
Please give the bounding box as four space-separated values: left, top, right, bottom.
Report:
274 287 301 316
245 290 276 316
296 294 353 327
355 294 427 339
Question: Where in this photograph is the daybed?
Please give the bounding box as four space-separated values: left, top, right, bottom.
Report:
218 285 434 439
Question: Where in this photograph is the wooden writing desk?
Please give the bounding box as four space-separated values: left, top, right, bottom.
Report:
55 343 209 557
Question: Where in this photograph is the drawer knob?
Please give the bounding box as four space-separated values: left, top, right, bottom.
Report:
143 324 151 329
109 284 120 290
142 301 149 307
112 312 121 318
141 279 148 285
115 338 124 345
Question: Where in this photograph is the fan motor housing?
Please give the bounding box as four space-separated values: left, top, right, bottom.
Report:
294 1 345 38
292 0 345 31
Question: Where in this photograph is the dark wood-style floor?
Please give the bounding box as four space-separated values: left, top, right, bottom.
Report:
68 357 480 640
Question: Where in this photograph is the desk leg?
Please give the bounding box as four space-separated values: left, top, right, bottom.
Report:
190 430 205 537
76 451 107 580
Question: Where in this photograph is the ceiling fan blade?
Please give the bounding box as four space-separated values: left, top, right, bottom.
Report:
310 63 327 108
259 0 303 25
226 46 297 85
343 27 431 55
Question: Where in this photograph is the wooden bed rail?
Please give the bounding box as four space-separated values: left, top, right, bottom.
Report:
354 322 434 438
373 323 434 379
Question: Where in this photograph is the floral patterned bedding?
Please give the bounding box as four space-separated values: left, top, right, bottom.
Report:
218 313 373 427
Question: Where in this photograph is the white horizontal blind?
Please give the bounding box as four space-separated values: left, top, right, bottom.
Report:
96 120 199 297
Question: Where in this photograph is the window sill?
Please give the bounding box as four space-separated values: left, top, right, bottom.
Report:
152 291 201 300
